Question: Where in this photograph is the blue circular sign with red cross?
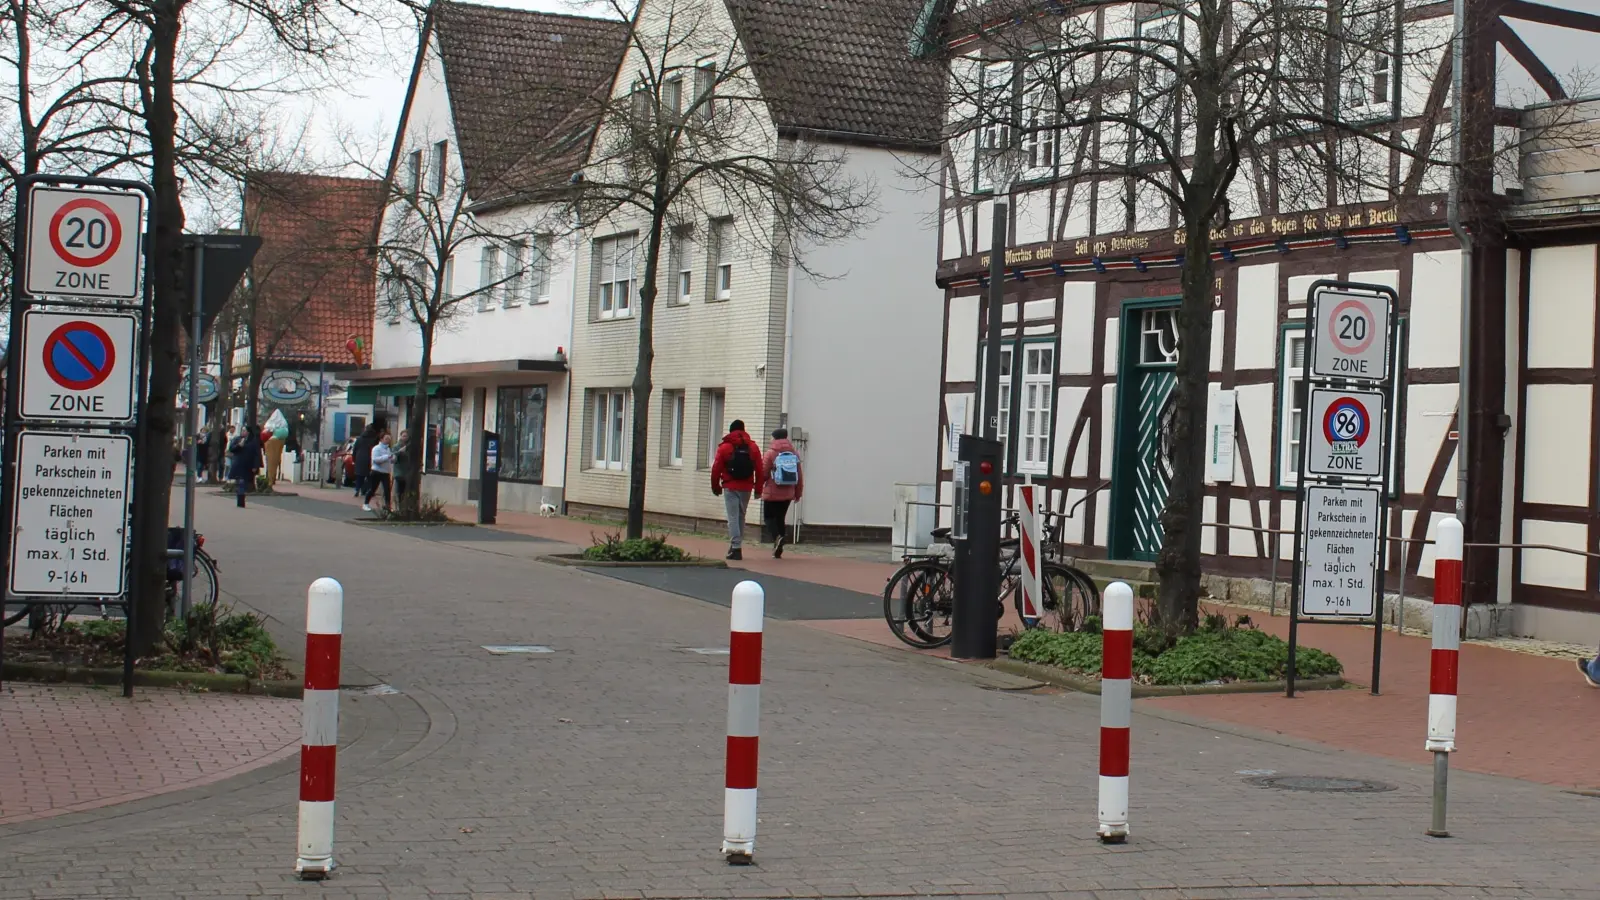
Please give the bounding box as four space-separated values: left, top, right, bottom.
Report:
42 320 117 391
1322 396 1372 446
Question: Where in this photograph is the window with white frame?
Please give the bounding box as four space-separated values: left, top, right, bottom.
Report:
669 225 694 304
1018 345 1055 474
700 388 726 468
503 241 526 308
528 234 552 304
975 61 1014 192
1340 2 1394 119
693 59 716 120
709 218 732 301
597 233 636 319
1020 67 1057 179
980 344 1015 461
1135 13 1180 163
662 75 683 120
591 389 627 470
478 245 501 311
1278 328 1308 488
662 390 686 466
430 139 449 193
441 255 455 304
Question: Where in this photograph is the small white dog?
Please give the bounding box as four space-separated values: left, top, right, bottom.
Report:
538 501 559 517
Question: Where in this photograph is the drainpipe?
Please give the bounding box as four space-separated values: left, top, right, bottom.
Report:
781 252 796 421
1447 0 1471 525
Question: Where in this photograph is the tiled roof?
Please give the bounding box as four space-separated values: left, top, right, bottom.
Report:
725 0 945 147
243 173 384 369
434 2 629 203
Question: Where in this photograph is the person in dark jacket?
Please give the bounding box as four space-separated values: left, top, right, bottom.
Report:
392 429 412 503
351 422 380 498
710 419 763 560
227 423 263 508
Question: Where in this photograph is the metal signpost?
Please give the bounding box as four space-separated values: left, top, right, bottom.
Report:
1 177 154 697
1287 281 1399 697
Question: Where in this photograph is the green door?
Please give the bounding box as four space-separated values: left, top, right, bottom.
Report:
1109 303 1180 561
1131 370 1177 560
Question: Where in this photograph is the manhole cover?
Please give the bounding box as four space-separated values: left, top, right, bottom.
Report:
1246 775 1396 793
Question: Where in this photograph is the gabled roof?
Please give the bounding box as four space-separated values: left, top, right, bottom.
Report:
433 2 629 204
244 173 384 367
725 0 944 148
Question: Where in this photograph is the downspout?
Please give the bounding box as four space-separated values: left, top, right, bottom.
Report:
1447 0 1471 522
781 254 796 420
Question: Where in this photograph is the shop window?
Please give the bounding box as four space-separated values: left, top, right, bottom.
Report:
496 385 547 483
425 394 462 475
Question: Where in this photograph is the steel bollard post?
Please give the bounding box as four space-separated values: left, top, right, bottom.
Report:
296 578 343 878
723 581 764 864
1098 582 1133 843
1426 518 1463 837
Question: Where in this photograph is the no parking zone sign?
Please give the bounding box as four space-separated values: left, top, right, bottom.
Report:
24 185 145 300
18 310 139 423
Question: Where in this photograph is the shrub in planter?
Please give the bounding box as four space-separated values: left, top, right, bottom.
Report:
582 532 691 562
1007 622 1342 686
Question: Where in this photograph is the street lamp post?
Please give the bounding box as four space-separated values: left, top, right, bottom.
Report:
951 143 1025 660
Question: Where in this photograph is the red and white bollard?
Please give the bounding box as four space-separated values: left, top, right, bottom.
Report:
296 578 343 879
1018 478 1042 622
1098 581 1133 844
723 580 764 864
1427 517 1463 837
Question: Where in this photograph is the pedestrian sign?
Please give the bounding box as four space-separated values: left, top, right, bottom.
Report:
24 186 145 300
1299 484 1380 618
19 310 138 423
1311 286 1390 382
8 431 133 598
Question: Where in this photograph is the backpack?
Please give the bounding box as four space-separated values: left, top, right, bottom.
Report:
772 450 800 485
726 440 755 480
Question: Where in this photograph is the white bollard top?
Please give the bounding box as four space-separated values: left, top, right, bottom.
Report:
1103 582 1134 632
731 580 765 633
1436 516 1464 563
306 577 344 635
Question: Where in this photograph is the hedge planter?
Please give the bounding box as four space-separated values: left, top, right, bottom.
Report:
542 553 727 568
2 660 303 697
986 656 1345 697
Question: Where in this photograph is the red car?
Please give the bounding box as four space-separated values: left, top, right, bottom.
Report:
327 439 357 486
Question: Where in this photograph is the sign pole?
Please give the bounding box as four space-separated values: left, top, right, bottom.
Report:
182 237 205 620
0 181 32 691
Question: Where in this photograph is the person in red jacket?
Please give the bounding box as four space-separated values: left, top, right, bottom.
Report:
760 428 803 558
710 418 764 560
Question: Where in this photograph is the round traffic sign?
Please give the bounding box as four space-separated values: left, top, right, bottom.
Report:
42 320 117 391
1327 298 1376 355
1322 397 1372 446
47 198 123 268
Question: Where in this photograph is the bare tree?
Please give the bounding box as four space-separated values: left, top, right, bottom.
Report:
557 0 877 539
933 0 1475 637
372 159 550 517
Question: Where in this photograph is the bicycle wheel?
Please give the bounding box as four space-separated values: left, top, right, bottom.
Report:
194 550 221 609
1020 563 1099 633
883 560 952 649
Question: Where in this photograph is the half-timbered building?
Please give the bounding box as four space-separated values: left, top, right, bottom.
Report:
926 0 1600 642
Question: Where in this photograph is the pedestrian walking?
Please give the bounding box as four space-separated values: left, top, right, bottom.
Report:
760 428 803 558
351 422 380 499
228 424 263 508
195 429 210 483
711 419 763 561
1579 651 1600 688
393 429 412 504
364 431 395 513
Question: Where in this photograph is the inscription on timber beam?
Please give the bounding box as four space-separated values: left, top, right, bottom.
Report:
965 198 1438 276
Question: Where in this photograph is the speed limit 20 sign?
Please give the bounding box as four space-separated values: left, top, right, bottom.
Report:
24 186 145 300
1311 287 1390 382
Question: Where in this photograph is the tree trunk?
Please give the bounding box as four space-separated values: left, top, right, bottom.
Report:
403 322 434 517
128 2 187 655
244 353 263 434
625 212 668 540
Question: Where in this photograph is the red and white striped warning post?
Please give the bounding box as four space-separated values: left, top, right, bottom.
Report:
1019 478 1042 622
295 578 343 879
1098 581 1133 844
1426 516 1463 837
722 580 764 864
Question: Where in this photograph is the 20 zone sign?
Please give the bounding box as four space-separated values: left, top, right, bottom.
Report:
25 186 145 300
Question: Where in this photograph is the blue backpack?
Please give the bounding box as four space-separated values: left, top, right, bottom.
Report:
772 450 800 486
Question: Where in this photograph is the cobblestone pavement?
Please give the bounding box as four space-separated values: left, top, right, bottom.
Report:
0 684 300 824
2 491 1596 899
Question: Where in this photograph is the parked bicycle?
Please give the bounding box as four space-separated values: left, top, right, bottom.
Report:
883 511 1099 649
0 528 221 631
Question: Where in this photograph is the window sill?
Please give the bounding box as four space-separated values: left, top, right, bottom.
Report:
596 314 635 322
586 465 627 474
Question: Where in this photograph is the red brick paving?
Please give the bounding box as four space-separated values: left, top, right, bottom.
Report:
0 684 301 824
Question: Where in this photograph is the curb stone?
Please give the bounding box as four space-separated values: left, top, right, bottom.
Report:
985 656 1345 697
540 553 727 568
1 661 303 697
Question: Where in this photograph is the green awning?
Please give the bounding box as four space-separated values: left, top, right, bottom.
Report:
346 382 439 405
